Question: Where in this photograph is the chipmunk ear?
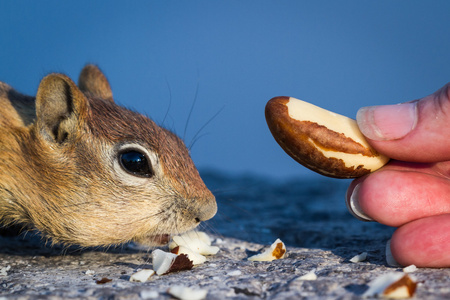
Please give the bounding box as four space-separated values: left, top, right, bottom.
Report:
78 64 114 102
35 74 88 144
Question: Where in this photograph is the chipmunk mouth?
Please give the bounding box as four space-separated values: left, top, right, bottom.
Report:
152 234 171 245
147 234 171 246
136 234 171 246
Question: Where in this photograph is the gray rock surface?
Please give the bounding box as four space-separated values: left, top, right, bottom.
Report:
0 172 449 299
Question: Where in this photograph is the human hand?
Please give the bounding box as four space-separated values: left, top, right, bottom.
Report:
346 83 450 268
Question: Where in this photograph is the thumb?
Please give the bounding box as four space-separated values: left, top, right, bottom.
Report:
356 83 450 162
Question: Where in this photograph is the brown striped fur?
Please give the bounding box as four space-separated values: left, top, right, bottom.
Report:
0 65 217 247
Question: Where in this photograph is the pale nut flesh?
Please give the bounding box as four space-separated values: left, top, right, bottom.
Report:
265 96 390 178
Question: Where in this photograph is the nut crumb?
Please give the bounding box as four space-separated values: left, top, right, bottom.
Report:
130 269 155 282
248 239 286 262
167 285 207 300
350 252 367 263
95 277 112 284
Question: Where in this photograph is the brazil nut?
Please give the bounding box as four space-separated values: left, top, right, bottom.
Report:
265 96 390 178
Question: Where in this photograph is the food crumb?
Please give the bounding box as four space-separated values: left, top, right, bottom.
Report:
248 238 286 261
129 269 155 282
95 277 112 284
402 265 417 273
167 285 208 300
298 269 317 281
383 274 417 298
152 249 193 275
349 252 367 263
363 273 417 298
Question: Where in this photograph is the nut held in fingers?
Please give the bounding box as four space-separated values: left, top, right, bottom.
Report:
265 97 389 178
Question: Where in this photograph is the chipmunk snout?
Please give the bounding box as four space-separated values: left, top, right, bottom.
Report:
195 196 217 222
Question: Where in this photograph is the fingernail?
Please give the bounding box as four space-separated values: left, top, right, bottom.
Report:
346 183 373 222
356 102 418 141
385 239 401 267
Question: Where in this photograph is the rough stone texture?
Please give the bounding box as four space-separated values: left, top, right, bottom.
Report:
0 172 449 299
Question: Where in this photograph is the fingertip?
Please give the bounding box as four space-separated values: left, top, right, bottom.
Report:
356 102 418 141
389 231 408 267
356 83 450 162
347 170 400 226
345 179 373 222
390 214 450 268
385 239 401 267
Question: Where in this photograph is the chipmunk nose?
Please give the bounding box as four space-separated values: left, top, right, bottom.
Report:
195 196 217 222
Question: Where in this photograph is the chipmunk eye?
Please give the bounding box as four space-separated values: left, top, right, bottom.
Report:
119 150 153 177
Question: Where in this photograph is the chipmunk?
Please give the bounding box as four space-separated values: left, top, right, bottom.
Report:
0 65 217 247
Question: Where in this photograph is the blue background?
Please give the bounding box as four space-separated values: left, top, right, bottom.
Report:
1 1 449 180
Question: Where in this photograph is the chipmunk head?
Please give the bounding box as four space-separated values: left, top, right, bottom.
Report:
25 65 217 247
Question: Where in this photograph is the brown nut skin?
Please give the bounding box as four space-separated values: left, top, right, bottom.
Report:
265 96 389 179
